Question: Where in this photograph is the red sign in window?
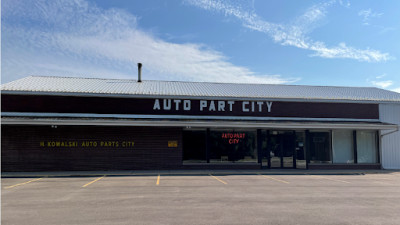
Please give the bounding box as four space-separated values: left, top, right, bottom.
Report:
221 133 246 144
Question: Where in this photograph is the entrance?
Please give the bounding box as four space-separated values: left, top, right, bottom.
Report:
267 131 296 169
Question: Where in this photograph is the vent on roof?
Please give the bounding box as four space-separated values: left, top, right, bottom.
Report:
137 63 142 82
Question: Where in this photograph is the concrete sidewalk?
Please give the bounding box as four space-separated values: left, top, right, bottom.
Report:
2 169 400 178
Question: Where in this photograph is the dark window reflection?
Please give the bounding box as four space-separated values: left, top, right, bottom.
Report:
309 132 331 163
209 130 257 163
183 130 206 163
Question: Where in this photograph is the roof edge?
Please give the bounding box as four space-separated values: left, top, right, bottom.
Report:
2 90 400 104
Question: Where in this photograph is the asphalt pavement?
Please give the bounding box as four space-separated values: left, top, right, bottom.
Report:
2 170 400 225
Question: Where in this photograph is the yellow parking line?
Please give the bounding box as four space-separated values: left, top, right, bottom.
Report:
209 174 227 184
156 174 160 185
259 174 289 184
4 177 44 189
82 176 105 188
309 175 350 184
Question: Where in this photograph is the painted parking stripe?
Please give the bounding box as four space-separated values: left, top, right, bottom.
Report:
372 181 389 185
209 174 227 184
364 175 392 181
156 174 160 186
4 177 44 189
259 174 290 184
82 176 105 187
307 174 350 184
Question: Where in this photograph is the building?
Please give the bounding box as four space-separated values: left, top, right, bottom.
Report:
2 75 400 171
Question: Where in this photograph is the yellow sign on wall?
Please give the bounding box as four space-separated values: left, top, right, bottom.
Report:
168 141 178 148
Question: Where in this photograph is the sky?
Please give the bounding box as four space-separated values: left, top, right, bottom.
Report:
2 0 400 92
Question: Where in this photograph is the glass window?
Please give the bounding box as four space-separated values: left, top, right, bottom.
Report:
209 130 257 163
309 132 331 163
332 130 354 163
356 131 378 163
183 130 206 163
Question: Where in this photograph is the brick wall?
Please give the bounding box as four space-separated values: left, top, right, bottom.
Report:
1 125 183 171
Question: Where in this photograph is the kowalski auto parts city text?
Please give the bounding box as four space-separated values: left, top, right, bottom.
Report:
153 99 273 113
40 141 134 148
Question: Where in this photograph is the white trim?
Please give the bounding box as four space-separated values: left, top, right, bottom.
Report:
1 112 381 122
1 117 397 130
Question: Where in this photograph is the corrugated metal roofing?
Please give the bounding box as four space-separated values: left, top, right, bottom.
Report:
2 76 400 102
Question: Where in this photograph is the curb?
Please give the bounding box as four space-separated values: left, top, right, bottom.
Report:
2 169 397 178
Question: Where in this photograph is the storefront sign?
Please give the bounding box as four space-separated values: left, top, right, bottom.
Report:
221 132 246 144
40 140 135 148
3 94 380 120
153 99 273 113
168 141 178 147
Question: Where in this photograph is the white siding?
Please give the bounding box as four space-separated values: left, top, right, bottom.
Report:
380 104 400 169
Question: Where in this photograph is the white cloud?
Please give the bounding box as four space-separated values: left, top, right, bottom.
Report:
367 74 394 89
391 87 400 93
2 0 298 84
370 80 393 89
186 0 391 62
376 73 387 79
338 0 351 8
358 8 383 26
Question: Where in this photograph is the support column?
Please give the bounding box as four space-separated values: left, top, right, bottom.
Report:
305 130 310 169
280 134 284 168
267 130 271 169
353 130 358 164
376 130 381 165
257 129 262 165
293 131 297 169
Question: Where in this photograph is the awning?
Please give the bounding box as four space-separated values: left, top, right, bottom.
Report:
2 114 397 130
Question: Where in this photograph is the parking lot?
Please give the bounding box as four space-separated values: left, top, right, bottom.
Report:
2 171 400 225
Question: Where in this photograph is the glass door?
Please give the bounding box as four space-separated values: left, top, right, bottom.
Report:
295 131 307 169
268 132 281 168
268 131 295 169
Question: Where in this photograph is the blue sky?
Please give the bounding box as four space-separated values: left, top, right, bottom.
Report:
2 0 400 92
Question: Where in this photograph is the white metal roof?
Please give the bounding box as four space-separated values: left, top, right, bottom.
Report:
2 76 400 102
